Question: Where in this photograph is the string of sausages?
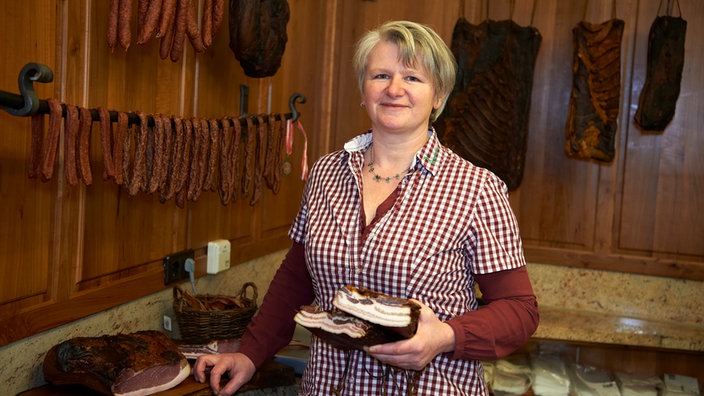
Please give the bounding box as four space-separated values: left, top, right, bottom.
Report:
108 0 224 61
28 98 290 207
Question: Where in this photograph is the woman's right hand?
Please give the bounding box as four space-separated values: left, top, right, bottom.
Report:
193 352 256 396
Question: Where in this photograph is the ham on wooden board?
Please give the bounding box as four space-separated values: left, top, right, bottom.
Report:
434 18 542 191
565 18 625 162
634 14 686 132
43 330 190 396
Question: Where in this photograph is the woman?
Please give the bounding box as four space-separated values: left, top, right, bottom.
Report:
194 20 538 396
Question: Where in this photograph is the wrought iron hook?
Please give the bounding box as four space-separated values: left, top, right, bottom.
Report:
289 92 306 122
0 63 53 117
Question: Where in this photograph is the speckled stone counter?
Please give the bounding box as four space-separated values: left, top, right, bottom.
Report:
534 306 704 351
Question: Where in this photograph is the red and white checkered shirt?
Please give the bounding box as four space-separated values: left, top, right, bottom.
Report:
289 130 526 395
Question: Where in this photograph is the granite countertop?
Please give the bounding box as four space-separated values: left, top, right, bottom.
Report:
534 306 704 352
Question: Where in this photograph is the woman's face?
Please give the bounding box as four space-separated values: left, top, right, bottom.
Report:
361 41 441 135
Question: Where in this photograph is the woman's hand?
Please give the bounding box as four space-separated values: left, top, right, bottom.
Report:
364 301 455 370
193 352 256 396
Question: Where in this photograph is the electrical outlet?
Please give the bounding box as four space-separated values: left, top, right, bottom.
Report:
163 249 194 285
207 239 231 274
163 315 172 332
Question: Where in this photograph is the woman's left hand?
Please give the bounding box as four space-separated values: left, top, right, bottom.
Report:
364 301 455 370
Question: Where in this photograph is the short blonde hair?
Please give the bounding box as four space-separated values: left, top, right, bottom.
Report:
353 20 457 122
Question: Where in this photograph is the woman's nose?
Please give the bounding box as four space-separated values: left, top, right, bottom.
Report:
387 76 404 96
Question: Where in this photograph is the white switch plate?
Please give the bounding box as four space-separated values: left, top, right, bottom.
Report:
207 239 231 274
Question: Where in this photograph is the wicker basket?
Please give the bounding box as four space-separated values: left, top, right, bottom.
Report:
173 282 258 344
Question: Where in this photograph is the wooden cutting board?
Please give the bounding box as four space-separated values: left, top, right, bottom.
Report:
19 360 297 395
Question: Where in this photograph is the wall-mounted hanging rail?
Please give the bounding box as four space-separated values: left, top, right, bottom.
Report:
0 63 308 207
0 63 306 126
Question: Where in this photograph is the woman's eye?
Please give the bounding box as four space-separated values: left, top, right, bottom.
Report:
406 76 421 82
373 74 390 79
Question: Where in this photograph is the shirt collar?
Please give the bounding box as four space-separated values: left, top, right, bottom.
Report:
343 128 444 176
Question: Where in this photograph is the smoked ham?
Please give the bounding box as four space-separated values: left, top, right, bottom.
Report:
43 330 189 396
228 0 290 77
634 15 686 132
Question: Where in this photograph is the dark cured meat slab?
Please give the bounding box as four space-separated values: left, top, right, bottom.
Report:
634 16 687 132
434 18 541 191
565 19 624 162
43 330 189 395
229 0 290 77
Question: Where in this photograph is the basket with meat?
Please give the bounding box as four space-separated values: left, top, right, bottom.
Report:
173 282 258 344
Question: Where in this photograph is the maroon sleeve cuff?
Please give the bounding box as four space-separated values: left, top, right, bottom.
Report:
445 267 539 361
238 242 314 368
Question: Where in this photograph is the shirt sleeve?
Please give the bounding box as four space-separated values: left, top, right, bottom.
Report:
237 242 314 368
445 266 539 361
470 172 526 274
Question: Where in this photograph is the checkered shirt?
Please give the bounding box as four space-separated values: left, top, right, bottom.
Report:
289 130 525 395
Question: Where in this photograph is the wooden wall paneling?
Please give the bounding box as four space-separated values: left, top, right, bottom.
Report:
497 0 600 251
591 0 639 261
0 0 58 317
60 0 91 299
257 0 332 239
616 0 704 260
188 7 259 253
331 0 463 150
78 1 192 290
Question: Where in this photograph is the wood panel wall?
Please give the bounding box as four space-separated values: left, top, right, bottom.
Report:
0 0 328 346
326 0 704 279
0 0 702 347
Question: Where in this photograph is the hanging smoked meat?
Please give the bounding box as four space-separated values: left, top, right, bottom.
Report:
634 15 686 132
229 0 290 77
434 18 541 191
565 19 624 162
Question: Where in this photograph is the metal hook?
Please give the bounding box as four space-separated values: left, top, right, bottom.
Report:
289 92 306 122
239 84 249 117
0 63 54 116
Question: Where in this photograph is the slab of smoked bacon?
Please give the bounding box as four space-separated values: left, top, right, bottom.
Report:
434 18 541 191
634 16 686 132
565 19 624 162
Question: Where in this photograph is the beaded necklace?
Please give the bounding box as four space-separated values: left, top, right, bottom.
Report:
366 147 410 183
